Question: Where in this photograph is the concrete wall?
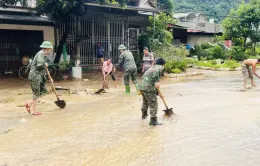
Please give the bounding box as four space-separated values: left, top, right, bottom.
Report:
0 24 54 44
187 34 214 46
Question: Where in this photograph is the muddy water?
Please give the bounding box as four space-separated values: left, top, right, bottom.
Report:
1 70 260 166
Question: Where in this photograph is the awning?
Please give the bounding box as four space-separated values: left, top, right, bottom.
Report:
0 13 53 26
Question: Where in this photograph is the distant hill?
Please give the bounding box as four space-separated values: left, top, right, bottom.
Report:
173 0 243 22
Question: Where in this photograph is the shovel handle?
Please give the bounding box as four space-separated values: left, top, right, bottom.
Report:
157 88 168 110
46 67 59 100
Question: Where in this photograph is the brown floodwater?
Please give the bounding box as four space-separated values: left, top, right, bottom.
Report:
1 70 260 166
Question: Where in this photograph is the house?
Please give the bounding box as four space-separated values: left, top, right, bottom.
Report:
0 0 158 72
170 12 223 47
0 0 54 73
57 1 158 67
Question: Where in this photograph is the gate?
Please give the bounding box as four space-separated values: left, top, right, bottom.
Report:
128 28 139 62
58 10 149 66
58 13 125 66
0 30 43 72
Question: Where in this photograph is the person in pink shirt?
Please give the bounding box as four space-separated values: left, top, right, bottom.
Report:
102 58 116 89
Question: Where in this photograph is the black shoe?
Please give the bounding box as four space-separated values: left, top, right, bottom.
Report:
142 111 148 119
149 117 162 126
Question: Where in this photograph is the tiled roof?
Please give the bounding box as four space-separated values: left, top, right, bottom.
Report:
176 22 223 34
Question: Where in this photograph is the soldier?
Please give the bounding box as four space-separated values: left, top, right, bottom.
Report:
138 58 166 126
24 41 53 115
117 44 140 94
40 74 48 95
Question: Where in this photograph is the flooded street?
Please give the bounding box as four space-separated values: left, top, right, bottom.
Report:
1 70 260 166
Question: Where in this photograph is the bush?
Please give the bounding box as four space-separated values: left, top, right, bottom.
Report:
222 60 240 69
227 46 246 61
196 60 240 69
201 42 213 49
171 68 182 74
58 61 72 73
183 58 199 66
197 61 215 68
245 49 257 57
154 44 189 61
165 60 187 73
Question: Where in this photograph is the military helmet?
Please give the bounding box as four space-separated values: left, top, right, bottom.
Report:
118 44 126 50
40 41 53 49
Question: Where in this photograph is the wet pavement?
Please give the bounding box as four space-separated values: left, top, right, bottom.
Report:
1 70 260 166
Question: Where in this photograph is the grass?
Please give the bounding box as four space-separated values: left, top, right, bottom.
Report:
195 60 240 70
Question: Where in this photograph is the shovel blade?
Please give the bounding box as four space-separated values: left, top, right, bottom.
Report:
54 100 66 108
163 108 174 115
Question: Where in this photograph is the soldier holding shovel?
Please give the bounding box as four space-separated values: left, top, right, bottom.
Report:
24 41 53 115
138 58 166 126
117 44 140 95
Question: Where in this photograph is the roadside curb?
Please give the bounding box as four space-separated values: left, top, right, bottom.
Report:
193 66 242 71
164 71 204 78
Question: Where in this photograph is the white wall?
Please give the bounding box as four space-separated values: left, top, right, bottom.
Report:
187 34 214 46
0 24 54 44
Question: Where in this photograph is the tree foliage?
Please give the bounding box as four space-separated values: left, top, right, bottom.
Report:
173 0 241 23
139 12 176 52
222 0 260 51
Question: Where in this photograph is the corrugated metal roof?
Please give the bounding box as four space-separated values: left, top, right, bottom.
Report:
171 22 223 34
0 14 53 23
86 2 158 12
174 12 197 18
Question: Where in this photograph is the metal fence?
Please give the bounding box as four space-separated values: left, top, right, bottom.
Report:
58 10 149 66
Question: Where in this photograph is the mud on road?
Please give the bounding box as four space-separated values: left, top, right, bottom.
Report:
1 70 260 166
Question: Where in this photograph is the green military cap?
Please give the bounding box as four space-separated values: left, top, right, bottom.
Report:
40 41 53 49
118 44 126 50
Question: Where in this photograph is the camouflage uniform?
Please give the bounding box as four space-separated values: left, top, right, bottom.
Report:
28 50 47 99
40 75 48 95
138 65 163 118
118 50 138 85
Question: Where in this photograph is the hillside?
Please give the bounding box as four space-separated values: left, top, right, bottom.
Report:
173 0 243 22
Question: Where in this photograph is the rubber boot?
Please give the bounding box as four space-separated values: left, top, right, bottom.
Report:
124 85 130 94
142 111 148 119
149 117 162 126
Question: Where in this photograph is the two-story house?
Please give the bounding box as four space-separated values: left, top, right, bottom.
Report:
170 12 223 47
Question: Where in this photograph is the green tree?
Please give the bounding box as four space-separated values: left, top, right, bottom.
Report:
222 0 260 51
140 12 176 51
173 0 241 23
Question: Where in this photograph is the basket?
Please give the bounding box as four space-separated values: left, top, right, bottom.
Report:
22 56 29 65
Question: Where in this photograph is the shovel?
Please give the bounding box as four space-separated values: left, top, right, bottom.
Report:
55 86 70 91
157 88 174 115
46 67 66 108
